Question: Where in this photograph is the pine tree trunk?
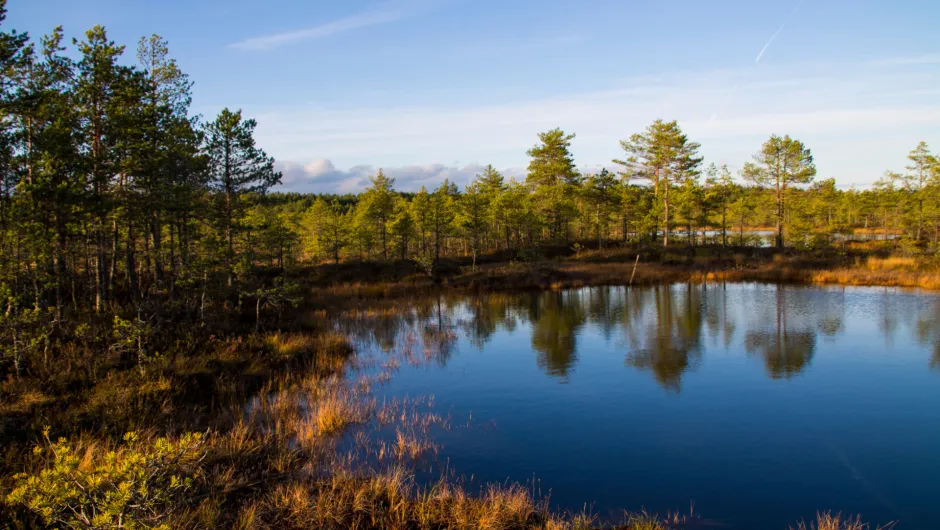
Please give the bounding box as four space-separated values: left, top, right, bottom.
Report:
917 198 924 242
152 214 163 285
54 216 66 322
775 185 785 249
721 208 727 248
169 222 176 296
126 221 137 301
662 183 670 247
109 218 118 295
96 225 105 312
622 212 628 243
226 193 233 285
381 216 388 261
225 139 234 287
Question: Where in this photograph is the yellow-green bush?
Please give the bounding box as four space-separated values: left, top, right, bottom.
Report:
7 431 204 529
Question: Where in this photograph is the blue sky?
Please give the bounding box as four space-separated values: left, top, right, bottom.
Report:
9 0 940 193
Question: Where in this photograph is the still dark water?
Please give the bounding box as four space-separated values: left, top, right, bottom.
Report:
349 284 940 530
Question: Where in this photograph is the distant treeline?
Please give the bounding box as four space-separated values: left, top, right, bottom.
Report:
283 133 936 268
2 3 939 321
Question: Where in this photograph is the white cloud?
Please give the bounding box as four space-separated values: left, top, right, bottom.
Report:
231 0 442 51
277 160 490 193
686 107 940 139
244 56 940 192
866 54 940 67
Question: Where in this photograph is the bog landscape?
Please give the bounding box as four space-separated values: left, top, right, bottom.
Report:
1 1 938 529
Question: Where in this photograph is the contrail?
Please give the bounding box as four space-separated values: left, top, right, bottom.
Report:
711 0 805 122
755 0 804 64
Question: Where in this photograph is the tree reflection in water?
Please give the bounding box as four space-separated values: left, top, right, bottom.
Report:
528 291 587 379
743 286 818 380
420 295 458 366
914 298 940 371
624 284 704 393
338 283 940 387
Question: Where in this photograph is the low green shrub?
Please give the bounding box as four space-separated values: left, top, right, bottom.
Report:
7 431 205 529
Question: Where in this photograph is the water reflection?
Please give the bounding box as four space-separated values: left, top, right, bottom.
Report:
914 298 940 372
336 284 940 530
339 283 940 388
529 292 586 378
743 287 818 379
624 285 704 393
704 284 737 349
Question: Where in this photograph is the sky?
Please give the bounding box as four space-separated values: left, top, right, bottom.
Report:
8 0 940 193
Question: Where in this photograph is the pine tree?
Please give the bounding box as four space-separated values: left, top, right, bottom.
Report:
476 164 505 250
615 120 702 247
7 27 78 316
704 164 736 247
134 34 197 285
526 129 580 241
460 181 488 265
742 135 816 249
890 142 937 242
492 179 529 250
74 25 130 310
582 169 618 248
360 169 396 260
413 186 431 254
388 196 415 261
429 180 458 263
674 175 703 245
319 199 347 264
203 108 280 284
351 200 374 261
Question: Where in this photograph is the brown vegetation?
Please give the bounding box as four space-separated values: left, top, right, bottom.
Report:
302 244 940 308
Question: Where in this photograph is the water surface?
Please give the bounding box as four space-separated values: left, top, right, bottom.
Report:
346 284 940 530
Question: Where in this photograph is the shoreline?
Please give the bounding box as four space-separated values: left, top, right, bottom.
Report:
304 245 940 304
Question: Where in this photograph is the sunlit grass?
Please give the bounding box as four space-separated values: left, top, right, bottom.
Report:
313 389 361 435
793 511 896 530
864 256 918 271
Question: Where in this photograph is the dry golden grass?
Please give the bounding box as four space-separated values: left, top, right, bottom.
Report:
264 331 353 373
792 511 895 530
302 245 940 300
623 511 667 530
313 392 359 435
265 332 315 358
0 387 52 415
810 268 940 290
864 256 918 271
393 429 437 461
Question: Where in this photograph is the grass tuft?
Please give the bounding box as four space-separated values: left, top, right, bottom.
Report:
792 511 896 530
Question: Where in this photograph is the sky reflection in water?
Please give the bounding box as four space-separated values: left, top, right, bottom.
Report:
341 283 940 530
